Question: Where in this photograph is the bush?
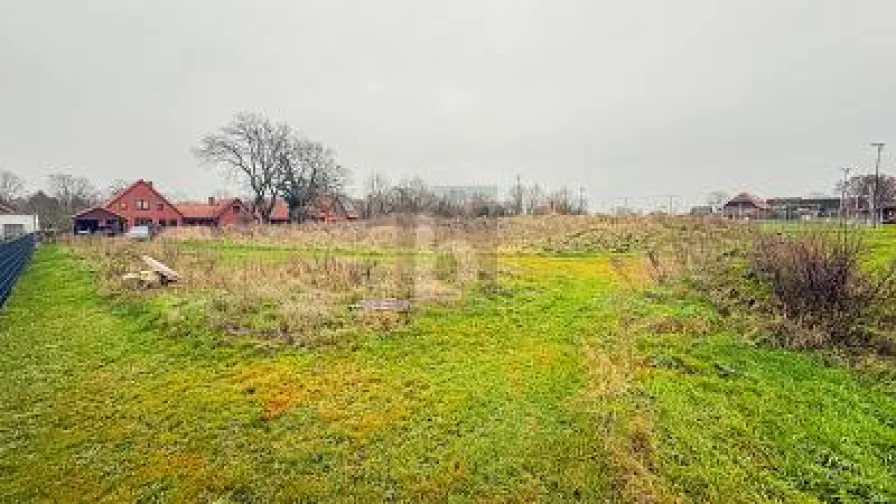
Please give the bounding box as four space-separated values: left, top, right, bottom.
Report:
749 232 896 351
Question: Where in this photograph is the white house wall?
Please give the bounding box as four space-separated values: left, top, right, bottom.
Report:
0 214 39 238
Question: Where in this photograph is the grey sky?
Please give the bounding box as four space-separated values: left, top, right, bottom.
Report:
1 1 895 209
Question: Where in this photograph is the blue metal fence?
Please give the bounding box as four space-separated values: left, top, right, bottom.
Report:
0 234 36 307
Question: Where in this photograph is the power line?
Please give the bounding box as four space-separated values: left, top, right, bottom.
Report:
840 166 852 221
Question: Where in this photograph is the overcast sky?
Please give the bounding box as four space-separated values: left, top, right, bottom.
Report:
2 0 895 209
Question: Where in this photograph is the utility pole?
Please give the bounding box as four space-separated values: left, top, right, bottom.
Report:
578 186 586 215
871 142 885 227
840 166 852 222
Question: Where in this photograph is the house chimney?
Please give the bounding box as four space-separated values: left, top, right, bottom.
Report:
146 180 152 188
208 196 215 205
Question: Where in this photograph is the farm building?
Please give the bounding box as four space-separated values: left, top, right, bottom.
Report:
268 196 360 224
765 197 841 220
70 207 127 235
722 192 770 219
176 197 255 227
73 180 255 233
73 180 183 234
72 179 358 234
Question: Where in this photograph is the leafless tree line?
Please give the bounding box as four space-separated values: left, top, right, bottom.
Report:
193 112 347 223
0 169 125 231
360 173 587 219
834 173 896 211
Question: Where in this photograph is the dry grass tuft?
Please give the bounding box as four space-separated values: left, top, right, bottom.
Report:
163 214 748 255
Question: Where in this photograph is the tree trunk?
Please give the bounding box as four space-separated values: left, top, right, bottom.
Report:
287 199 308 224
255 195 276 224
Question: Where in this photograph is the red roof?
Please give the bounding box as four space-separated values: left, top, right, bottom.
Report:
176 198 244 220
266 196 358 221
725 192 770 210
270 199 289 221
72 206 128 220
106 179 184 218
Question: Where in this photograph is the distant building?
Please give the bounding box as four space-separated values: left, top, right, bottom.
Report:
72 179 253 234
71 178 363 235
73 179 183 234
880 202 896 224
176 197 255 227
765 197 841 220
689 205 715 216
268 196 360 224
0 201 39 239
722 192 770 219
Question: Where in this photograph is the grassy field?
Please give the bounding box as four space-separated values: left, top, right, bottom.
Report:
0 218 894 503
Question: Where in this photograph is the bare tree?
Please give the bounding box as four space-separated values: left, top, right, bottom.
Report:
836 174 896 212
0 169 25 206
547 187 575 214
364 172 393 218
21 191 60 230
507 175 525 216
102 179 131 201
40 173 98 231
47 173 97 215
194 113 291 223
392 177 435 214
277 137 347 222
524 184 545 215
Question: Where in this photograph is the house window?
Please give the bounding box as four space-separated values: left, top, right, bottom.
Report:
157 203 164 211
233 205 240 214
168 219 178 227
136 200 149 210
120 202 127 210
2 223 24 239
134 217 152 226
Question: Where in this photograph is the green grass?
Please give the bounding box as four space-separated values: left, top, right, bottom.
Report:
760 220 896 270
642 333 896 503
0 244 894 503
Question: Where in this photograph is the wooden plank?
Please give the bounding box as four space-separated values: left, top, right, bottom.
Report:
140 255 181 282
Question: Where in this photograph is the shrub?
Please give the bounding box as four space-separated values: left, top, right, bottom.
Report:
749 232 896 351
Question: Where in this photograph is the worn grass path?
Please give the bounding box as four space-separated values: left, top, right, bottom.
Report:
1 246 894 503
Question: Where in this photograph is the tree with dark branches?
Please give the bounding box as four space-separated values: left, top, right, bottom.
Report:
193 113 291 223
0 169 25 207
277 137 347 223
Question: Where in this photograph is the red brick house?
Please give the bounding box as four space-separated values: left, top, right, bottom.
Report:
73 179 357 233
73 179 183 234
107 179 185 228
267 196 360 224
177 197 255 226
73 180 255 233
